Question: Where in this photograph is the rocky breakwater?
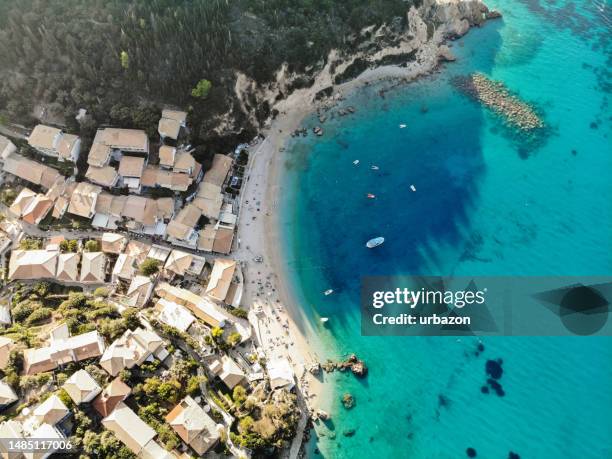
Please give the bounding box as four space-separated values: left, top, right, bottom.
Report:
453 73 544 130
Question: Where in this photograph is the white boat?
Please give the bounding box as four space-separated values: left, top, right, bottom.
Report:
353 160 360 165
320 317 329 323
371 165 379 170
324 289 334 296
410 184 416 192
399 124 407 128
366 237 385 248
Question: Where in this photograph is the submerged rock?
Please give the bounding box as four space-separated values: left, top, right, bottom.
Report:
466 447 477 457
342 393 355 409
343 429 356 437
485 359 503 379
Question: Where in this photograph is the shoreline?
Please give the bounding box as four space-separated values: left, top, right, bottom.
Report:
233 1 497 452
236 43 457 406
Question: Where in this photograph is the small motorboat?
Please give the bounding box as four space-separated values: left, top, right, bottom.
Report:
366 237 385 248
399 124 407 128
320 317 329 323
371 165 379 170
324 289 334 296
367 193 376 199
353 160 360 165
410 184 417 192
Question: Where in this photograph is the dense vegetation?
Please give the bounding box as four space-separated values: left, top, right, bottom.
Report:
0 0 413 147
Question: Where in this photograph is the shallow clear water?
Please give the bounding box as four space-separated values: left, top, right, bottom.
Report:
279 0 612 457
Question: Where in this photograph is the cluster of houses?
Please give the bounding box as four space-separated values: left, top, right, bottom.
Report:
0 322 226 458
0 113 300 458
6 232 243 310
0 109 238 254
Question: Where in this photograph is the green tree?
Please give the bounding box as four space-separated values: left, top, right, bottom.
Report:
139 258 160 276
120 51 129 69
227 331 242 347
84 240 100 252
191 79 212 99
211 326 224 342
233 385 247 406
25 307 53 325
122 307 141 330
18 239 42 250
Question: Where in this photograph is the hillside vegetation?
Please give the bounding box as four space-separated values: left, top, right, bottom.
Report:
0 0 414 147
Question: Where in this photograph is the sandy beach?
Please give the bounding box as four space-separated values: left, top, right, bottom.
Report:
234 35 449 409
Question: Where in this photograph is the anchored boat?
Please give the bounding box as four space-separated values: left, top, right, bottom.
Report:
366 237 384 248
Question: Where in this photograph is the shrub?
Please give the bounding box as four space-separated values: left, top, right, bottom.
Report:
228 307 248 319
93 287 109 297
84 240 100 252
18 239 42 250
227 331 242 347
11 301 36 323
139 258 160 276
25 307 53 325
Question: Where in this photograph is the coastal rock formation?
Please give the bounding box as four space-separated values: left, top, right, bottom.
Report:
233 0 495 131
342 393 355 409
438 45 457 61
322 354 368 377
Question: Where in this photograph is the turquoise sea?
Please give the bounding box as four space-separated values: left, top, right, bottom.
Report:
279 0 612 458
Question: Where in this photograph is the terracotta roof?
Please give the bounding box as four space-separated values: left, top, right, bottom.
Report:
197 225 216 252
118 156 145 178
121 195 146 222
124 240 151 264
161 109 187 123
95 192 114 214
80 251 106 283
2 154 62 189
95 128 148 152
93 378 131 417
21 194 54 225
141 166 192 191
165 220 192 240
156 198 174 219
158 118 182 140
158 146 176 168
28 125 60 150
194 182 223 220
9 188 37 217
86 165 119 187
101 233 127 254
174 152 195 172
68 182 101 218
112 254 136 281
8 250 58 280
166 396 219 455
102 402 156 455
206 258 237 302
164 250 193 276
175 203 201 227
56 253 80 282
125 275 154 307
56 133 79 160
87 142 112 167
213 226 234 255
110 195 127 217
33 394 69 425
203 154 232 187
63 369 102 404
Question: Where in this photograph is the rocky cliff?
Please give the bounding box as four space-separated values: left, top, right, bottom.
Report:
225 0 500 134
